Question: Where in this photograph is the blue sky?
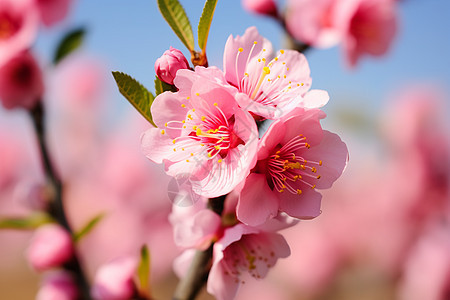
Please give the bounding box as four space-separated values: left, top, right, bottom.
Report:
34 0 450 121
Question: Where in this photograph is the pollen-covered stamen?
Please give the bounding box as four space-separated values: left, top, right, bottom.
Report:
222 234 278 282
266 135 323 194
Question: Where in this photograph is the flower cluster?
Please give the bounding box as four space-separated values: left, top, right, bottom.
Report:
143 27 349 299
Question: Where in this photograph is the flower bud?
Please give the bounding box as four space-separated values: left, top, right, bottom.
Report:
242 0 278 16
91 257 138 300
36 271 78 300
26 224 73 272
154 47 189 85
0 51 44 110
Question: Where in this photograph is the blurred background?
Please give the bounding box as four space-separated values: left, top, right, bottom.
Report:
0 0 449 299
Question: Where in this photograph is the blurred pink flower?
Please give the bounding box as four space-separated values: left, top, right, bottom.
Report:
398 222 450 300
34 0 73 27
155 46 190 85
241 0 277 17
0 50 43 110
223 27 329 119
237 108 348 226
26 224 73 271
36 271 78 300
91 256 138 300
0 0 38 67
207 224 290 300
285 0 397 67
142 66 258 198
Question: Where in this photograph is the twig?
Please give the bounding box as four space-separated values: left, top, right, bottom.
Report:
29 101 92 300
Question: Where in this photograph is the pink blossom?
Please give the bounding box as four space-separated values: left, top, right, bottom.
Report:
207 224 290 300
34 0 73 27
0 0 39 67
241 0 277 17
141 66 258 198
0 50 43 110
91 256 138 300
26 224 74 271
237 108 348 226
155 46 190 85
36 271 78 300
223 27 329 119
398 223 450 300
285 0 397 67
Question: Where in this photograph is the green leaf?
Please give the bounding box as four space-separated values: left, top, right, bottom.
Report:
0 212 53 230
154 76 177 96
157 0 195 52
112 72 156 127
73 213 104 243
198 0 218 52
53 28 85 64
137 245 151 297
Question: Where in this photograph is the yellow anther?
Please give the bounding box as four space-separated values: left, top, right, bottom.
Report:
311 167 317 173
200 143 205 146
181 104 186 108
319 160 323 166
218 159 223 163
193 125 197 130
207 153 212 158
164 123 168 127
238 47 243 52
300 165 306 170
274 57 278 61
297 84 300 86
263 48 266 52
287 67 289 71
284 75 287 78
196 128 202 136
262 58 266 62
297 189 302 195
244 72 249 76
183 126 186 128
186 159 190 162
274 155 280 159
201 116 206 121
195 93 199 96
182 148 185 151
186 96 190 100
192 108 196 112
279 189 284 193
214 145 220 150
280 49 285 54
182 120 185 123
278 75 281 79
172 139 176 144
301 83 304 86
253 41 258 44
258 59 261 62
173 148 176 152
190 153 194 156
161 129 165 134
213 102 218 106
282 62 286 65
263 67 270 74
317 175 321 179
187 114 193 119
311 185 316 189
276 151 280 154
305 143 311 149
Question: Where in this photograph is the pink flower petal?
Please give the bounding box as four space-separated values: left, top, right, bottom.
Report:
237 173 280 226
279 187 322 219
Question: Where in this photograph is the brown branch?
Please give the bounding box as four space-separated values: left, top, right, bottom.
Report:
29 101 92 300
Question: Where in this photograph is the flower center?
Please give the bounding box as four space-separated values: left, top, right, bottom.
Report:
222 234 276 282
234 43 307 107
266 135 322 194
160 100 241 163
0 12 20 40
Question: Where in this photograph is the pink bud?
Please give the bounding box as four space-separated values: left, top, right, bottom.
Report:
154 47 189 85
91 257 138 300
242 0 278 16
36 271 78 300
0 50 44 110
27 224 74 272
